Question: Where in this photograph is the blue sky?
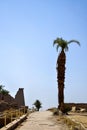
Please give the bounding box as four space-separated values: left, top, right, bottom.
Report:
0 0 87 110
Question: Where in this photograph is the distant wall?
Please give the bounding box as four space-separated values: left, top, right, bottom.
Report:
65 103 87 110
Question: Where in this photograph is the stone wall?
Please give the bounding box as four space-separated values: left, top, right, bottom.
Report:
65 103 87 110
15 88 25 107
0 94 18 111
0 88 25 111
0 93 15 103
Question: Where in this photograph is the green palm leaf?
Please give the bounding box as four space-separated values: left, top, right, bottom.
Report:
68 40 80 45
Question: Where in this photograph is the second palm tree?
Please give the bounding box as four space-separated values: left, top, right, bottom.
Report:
53 37 80 113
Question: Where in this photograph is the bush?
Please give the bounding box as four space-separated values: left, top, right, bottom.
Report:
53 108 59 115
62 105 71 114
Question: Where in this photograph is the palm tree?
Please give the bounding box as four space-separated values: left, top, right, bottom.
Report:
53 37 80 113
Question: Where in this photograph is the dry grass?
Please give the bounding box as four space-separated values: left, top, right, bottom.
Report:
55 113 87 130
67 113 87 129
0 109 25 128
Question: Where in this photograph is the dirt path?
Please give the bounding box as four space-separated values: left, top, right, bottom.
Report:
15 111 69 130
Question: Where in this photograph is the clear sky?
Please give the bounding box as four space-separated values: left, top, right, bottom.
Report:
0 0 87 110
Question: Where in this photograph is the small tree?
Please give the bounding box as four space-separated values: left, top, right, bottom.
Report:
0 85 9 100
33 100 42 111
0 85 4 92
1 89 9 95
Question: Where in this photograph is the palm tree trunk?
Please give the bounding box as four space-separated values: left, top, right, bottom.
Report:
56 50 66 111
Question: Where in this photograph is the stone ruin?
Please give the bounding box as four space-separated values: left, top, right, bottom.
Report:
65 103 87 113
0 88 25 112
15 88 25 107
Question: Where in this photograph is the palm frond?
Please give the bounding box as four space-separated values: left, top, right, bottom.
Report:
53 38 62 46
53 40 58 46
68 40 80 45
56 45 59 51
53 38 60 44
65 46 68 51
53 37 69 51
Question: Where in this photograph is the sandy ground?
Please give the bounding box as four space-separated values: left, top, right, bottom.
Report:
15 111 69 130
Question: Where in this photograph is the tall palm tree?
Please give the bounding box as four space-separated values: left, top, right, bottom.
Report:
53 37 80 113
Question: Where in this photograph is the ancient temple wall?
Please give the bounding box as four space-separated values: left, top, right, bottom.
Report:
15 88 25 107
